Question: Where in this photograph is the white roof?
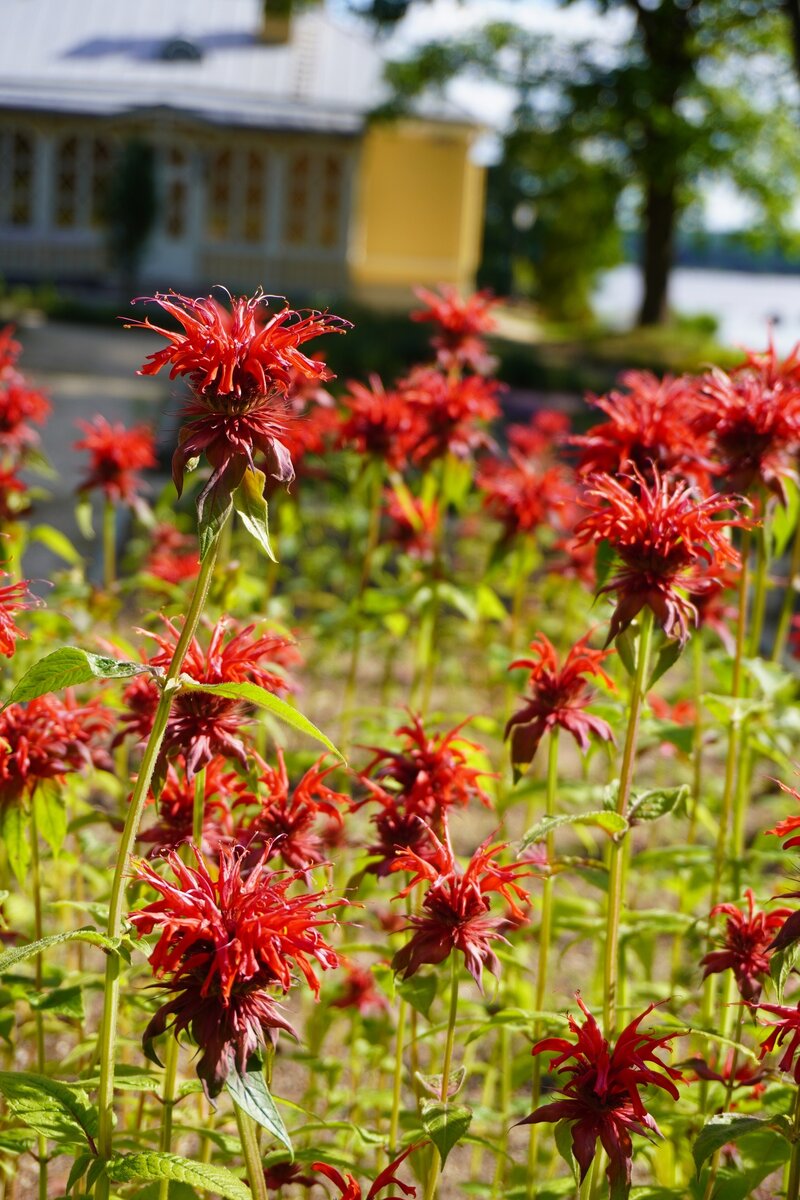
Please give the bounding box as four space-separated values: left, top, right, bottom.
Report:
0 0 465 135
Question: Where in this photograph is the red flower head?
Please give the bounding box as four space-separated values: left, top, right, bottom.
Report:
312 1144 418 1200
505 633 615 774
0 692 113 807
0 576 36 658
574 467 747 645
337 375 423 471
569 371 714 486
329 961 391 1017
131 843 343 1095
0 326 21 380
506 410 571 460
390 830 532 989
399 366 501 466
701 889 791 1002
144 523 200 587
74 415 157 510
410 283 498 373
519 996 684 1198
129 289 349 507
235 750 348 873
384 488 439 561
477 450 574 542
751 1000 800 1083
694 364 800 502
138 757 237 857
116 616 300 780
263 1161 317 1191
0 376 50 456
737 334 800 388
765 778 800 853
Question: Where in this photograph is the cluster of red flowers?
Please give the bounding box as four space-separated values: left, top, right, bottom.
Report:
116 615 300 780
0 691 112 807
131 844 344 1094
358 713 493 873
410 283 497 373
0 324 51 517
74 414 157 515
701 888 790 1001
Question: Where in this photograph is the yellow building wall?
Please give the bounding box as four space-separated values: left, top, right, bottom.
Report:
350 118 486 307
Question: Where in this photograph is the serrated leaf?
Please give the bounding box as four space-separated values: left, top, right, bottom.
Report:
179 679 343 761
34 781 67 858
106 1152 251 1199
648 638 683 688
628 785 689 823
693 1114 771 1175
0 1071 98 1148
1 803 30 885
521 810 628 849
421 1101 472 1166
416 1066 466 1099
225 1059 292 1152
397 972 437 1019
0 927 119 974
232 468 277 562
5 647 148 706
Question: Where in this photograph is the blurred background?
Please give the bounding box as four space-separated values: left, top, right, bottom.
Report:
1 0 800 386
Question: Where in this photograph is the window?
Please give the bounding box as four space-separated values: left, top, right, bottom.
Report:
282 149 345 251
52 134 115 231
205 146 267 244
164 146 188 238
54 136 79 228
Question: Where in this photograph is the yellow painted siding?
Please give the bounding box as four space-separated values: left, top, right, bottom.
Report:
351 118 485 306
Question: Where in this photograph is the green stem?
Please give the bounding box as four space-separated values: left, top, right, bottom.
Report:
603 608 654 1036
423 956 460 1200
773 513 800 662
786 1086 800 1200
234 1103 267 1200
528 730 559 1190
94 531 223 1195
341 464 384 750
748 522 769 659
192 765 207 848
687 632 704 845
157 1037 180 1200
102 500 116 592
30 796 47 1200
388 998 408 1154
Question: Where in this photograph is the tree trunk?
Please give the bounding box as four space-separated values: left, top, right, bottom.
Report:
783 0 800 81
637 181 677 327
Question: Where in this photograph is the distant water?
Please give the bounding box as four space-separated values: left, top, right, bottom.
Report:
594 264 800 354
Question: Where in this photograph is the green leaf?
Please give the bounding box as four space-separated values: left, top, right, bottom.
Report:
648 638 683 688
106 1152 251 1200
34 780 67 858
772 478 799 558
5 647 148 706
595 539 616 590
179 680 343 761
225 1059 292 1152
29 524 83 566
702 694 770 726
770 943 798 1001
1 803 30 885
75 495 94 540
0 927 119 974
397 972 438 1019
693 1114 771 1175
553 1119 579 1185
521 810 628 849
421 1100 472 1166
628 785 689 823
66 1151 94 1194
232 468 277 562
196 468 236 561
0 1071 98 1149
416 1065 466 1099
615 626 637 677
30 984 84 1020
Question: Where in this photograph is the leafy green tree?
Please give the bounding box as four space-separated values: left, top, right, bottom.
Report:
372 0 800 326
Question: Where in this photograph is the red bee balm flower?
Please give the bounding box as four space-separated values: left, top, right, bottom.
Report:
390 831 532 989
574 468 746 644
130 289 350 505
312 1145 418 1200
74 415 156 510
0 576 35 657
519 996 684 1199
337 375 425 471
477 451 574 541
505 632 615 772
701 889 791 1001
131 844 343 1095
0 692 112 807
410 283 498 373
751 1000 800 1082
399 366 501 465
